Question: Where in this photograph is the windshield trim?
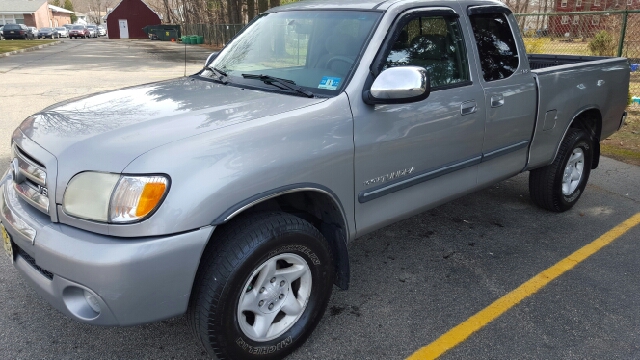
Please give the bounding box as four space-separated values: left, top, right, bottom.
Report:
198 10 383 98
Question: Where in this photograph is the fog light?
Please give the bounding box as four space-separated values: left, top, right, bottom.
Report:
84 290 101 314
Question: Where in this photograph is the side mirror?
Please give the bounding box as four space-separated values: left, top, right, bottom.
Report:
205 51 220 67
363 66 430 105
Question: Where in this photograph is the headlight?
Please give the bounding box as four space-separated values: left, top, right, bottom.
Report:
63 172 169 223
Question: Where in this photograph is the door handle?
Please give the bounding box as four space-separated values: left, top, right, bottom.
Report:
491 95 504 108
460 101 477 116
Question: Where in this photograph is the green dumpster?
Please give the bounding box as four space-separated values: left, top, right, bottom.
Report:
197 36 204 44
143 25 182 41
190 35 198 44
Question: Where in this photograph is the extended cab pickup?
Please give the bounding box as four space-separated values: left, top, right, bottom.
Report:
0 0 630 359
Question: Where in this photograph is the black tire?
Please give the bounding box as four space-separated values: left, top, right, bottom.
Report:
529 128 594 212
188 212 334 360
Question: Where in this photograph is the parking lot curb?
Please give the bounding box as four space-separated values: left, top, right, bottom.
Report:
0 40 64 58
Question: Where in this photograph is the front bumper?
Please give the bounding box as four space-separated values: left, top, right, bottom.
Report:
1 170 214 326
3 34 27 39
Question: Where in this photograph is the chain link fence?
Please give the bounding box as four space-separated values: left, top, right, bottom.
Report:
514 10 640 106
181 23 244 47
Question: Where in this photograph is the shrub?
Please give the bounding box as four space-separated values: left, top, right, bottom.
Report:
523 38 546 54
588 31 616 56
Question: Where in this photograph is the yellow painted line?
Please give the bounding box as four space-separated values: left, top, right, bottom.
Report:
408 212 640 360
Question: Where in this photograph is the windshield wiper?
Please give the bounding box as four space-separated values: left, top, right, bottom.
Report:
241 74 314 98
206 67 228 84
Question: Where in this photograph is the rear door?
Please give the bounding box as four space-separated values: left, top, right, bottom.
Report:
465 6 537 186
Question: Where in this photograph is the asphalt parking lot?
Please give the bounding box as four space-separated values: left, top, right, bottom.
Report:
1 39 639 360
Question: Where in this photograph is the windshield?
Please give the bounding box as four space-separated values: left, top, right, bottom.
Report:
41 28 52 31
208 11 380 95
72 26 84 30
56 27 66 31
88 26 96 29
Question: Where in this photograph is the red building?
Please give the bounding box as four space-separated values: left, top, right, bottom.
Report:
105 0 161 39
550 0 640 37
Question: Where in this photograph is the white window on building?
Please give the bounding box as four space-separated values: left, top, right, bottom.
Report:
561 0 568 7
594 0 601 5
592 15 600 25
576 0 582 6
562 15 569 24
573 15 580 24
0 14 18 25
628 0 633 5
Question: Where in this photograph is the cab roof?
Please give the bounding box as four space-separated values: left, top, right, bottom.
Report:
270 0 504 12
268 0 391 11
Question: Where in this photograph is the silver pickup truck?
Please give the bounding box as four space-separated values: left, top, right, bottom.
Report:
0 0 630 359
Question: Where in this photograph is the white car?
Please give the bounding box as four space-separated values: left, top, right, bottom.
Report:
97 26 107 36
28 27 39 38
55 27 69 38
86 25 98 38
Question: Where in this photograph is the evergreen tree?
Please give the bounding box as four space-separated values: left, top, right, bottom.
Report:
51 0 61 7
63 0 78 23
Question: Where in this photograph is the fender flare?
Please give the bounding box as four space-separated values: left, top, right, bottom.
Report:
210 183 352 289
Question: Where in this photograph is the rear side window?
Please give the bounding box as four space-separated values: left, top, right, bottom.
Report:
469 13 519 82
4 24 21 30
384 15 470 88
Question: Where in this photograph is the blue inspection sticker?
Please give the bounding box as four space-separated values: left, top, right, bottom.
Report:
318 77 341 90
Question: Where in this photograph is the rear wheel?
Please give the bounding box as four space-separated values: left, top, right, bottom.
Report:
188 212 334 360
529 128 594 212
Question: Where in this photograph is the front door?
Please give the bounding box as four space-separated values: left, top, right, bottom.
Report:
119 19 129 39
353 6 486 235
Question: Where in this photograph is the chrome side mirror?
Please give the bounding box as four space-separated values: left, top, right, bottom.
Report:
205 51 220 67
363 66 430 105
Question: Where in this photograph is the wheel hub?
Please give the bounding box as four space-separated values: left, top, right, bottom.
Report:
562 148 585 196
257 279 289 314
237 253 312 342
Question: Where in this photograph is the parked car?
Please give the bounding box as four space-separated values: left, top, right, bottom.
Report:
55 27 69 38
38 27 59 39
63 24 73 31
2 24 35 40
0 1 631 359
86 25 98 38
68 25 90 39
97 25 107 36
0 26 4 40
28 27 39 38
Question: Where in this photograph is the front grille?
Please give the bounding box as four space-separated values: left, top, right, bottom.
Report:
17 247 54 280
12 145 49 215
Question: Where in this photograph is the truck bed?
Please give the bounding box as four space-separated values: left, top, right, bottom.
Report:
528 54 612 70
527 55 630 169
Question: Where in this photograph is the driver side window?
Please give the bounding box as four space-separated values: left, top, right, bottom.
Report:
384 14 470 88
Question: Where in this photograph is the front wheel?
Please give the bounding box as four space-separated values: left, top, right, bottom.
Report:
529 128 594 212
188 212 334 360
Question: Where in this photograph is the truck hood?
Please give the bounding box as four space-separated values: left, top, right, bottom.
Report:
18 77 326 182
19 78 326 203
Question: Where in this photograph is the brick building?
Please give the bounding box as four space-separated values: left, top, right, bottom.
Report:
550 0 640 37
0 0 72 27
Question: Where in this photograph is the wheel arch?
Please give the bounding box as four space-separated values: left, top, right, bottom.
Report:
555 106 602 169
210 184 351 290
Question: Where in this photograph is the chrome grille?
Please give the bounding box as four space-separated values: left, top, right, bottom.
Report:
11 144 49 215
